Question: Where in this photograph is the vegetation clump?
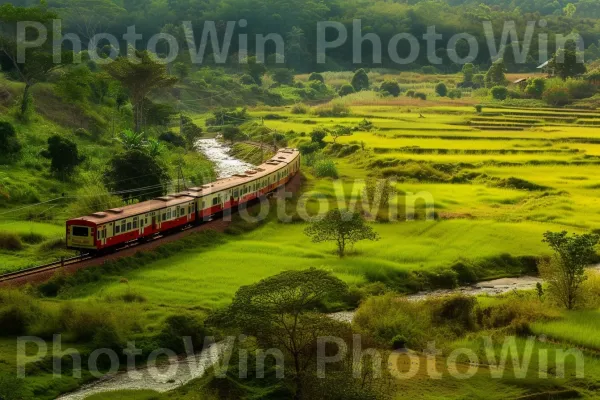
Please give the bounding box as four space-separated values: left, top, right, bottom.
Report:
305 209 380 257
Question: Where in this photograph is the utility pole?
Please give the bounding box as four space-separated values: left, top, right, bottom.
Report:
176 160 187 192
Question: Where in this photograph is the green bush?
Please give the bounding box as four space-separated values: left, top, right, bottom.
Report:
391 334 407 350
448 89 462 99
406 90 415 97
159 131 186 147
338 84 355 97
525 78 545 99
270 68 295 85
0 232 23 251
314 158 339 178
542 87 571 106
414 92 427 100
351 68 369 91
566 79 596 99
240 73 256 85
0 306 31 336
435 82 448 97
291 103 309 114
380 80 401 97
312 101 350 117
491 86 508 100
475 104 483 113
158 314 206 354
429 295 477 333
19 231 45 245
0 120 21 163
308 72 324 83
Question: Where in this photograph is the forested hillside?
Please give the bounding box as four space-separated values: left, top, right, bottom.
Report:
2 0 600 72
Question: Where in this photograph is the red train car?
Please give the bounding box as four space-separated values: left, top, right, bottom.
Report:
66 149 300 252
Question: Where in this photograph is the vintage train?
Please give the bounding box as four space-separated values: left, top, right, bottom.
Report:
66 148 301 252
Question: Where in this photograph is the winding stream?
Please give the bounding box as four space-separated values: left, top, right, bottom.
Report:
56 343 227 400
195 138 254 178
54 142 548 398
328 276 542 324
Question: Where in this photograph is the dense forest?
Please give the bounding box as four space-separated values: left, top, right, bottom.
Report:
1 0 600 73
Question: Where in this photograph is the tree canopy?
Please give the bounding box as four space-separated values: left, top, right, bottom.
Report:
103 50 177 131
304 209 380 257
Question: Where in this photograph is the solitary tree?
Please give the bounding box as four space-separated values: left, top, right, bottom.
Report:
351 68 369 92
329 125 351 144
549 48 587 80
435 82 448 97
539 231 599 309
103 50 177 131
180 116 203 149
41 135 84 180
485 59 507 88
462 63 475 84
223 268 349 400
304 209 380 257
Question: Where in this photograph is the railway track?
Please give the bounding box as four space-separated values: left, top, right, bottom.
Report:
0 254 93 283
0 173 303 286
0 223 199 285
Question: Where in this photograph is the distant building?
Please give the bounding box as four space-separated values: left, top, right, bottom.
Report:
513 78 529 89
537 60 556 77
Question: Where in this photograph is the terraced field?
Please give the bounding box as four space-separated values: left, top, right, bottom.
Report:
263 104 600 232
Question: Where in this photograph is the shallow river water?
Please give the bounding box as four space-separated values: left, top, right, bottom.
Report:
195 138 254 178
54 143 548 398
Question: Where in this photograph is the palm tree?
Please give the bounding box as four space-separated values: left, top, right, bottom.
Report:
146 139 165 157
115 129 147 151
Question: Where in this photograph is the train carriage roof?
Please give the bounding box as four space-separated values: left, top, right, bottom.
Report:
67 148 299 225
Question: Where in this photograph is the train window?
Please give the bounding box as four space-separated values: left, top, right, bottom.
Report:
127 222 132 230
145 218 148 225
72 226 89 237
115 225 121 234
133 220 138 229
180 208 185 216
212 197 218 206
97 231 101 240
162 213 167 221
233 189 239 198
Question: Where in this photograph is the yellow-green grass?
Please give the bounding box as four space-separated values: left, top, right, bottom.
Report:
0 221 71 273
531 310 600 351
65 219 555 309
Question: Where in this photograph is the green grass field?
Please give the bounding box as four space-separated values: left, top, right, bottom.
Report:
4 99 600 399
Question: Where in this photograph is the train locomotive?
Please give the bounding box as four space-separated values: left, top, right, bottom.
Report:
66 148 300 252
